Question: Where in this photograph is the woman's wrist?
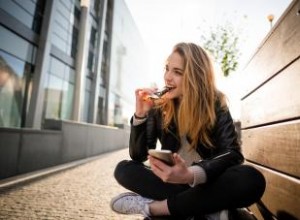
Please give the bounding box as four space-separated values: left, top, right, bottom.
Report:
134 112 147 119
188 166 207 187
186 168 195 185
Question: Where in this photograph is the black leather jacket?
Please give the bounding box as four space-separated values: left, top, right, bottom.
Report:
129 104 244 182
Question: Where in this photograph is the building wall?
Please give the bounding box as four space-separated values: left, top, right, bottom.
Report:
0 0 117 129
0 0 43 128
0 120 129 179
0 0 143 179
108 0 148 127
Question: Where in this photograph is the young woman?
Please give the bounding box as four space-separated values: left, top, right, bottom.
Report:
110 42 266 220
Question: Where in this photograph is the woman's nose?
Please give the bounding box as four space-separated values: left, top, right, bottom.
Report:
164 70 172 81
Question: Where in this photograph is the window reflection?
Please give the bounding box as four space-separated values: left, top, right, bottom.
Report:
0 0 45 33
44 75 63 119
0 26 37 63
51 1 80 58
0 51 27 127
83 77 92 122
0 25 36 128
43 57 74 121
61 81 74 119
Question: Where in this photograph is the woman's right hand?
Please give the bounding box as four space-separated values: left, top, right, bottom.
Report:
134 88 157 117
148 153 194 184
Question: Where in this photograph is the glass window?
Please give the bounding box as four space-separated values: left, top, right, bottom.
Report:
83 77 92 122
0 50 29 127
90 0 101 17
33 0 46 34
0 1 33 29
94 0 100 15
55 12 69 30
61 81 74 120
0 0 45 33
85 77 92 91
0 26 35 128
44 74 63 119
70 27 79 58
83 90 90 122
67 67 75 83
57 2 71 20
49 57 65 78
87 51 95 72
14 0 36 15
73 5 81 20
0 25 36 63
69 12 75 25
52 2 79 58
53 22 69 43
97 86 106 124
90 27 97 47
43 57 75 121
74 0 80 8
60 0 72 11
52 34 68 52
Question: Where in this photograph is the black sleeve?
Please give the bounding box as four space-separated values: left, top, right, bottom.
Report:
129 110 158 162
195 107 244 182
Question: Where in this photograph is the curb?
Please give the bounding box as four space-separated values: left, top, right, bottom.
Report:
0 154 105 192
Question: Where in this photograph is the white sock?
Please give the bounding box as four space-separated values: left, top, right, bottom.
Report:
206 210 228 220
144 203 151 216
220 210 228 220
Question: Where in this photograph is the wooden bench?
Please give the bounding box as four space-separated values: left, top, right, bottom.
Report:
239 0 300 219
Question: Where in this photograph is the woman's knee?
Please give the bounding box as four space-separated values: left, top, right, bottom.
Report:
114 160 130 183
242 165 265 191
114 160 142 187
233 165 266 204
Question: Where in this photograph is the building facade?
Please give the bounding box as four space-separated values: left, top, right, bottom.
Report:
0 0 147 130
108 0 147 127
0 0 148 179
0 0 116 129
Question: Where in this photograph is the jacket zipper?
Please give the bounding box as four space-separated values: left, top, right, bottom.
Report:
212 152 231 159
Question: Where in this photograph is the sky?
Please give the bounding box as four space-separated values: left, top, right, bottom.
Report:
124 0 292 81
123 0 292 118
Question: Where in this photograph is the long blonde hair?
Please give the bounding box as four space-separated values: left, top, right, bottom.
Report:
159 42 227 149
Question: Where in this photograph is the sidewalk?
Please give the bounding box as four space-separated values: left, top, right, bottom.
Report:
0 148 143 220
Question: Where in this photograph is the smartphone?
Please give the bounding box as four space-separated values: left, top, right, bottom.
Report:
148 149 175 166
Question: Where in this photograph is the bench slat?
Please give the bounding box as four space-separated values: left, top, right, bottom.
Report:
241 58 300 128
242 120 300 178
246 162 300 219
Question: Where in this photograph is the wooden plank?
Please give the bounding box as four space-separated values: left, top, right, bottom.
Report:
247 163 300 219
241 58 300 128
240 0 300 98
242 120 300 178
248 204 264 220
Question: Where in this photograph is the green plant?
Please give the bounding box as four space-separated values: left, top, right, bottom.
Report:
201 23 241 77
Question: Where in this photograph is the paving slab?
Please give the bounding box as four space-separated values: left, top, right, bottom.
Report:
0 148 143 220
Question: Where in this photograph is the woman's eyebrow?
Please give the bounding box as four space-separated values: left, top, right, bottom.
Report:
173 67 183 72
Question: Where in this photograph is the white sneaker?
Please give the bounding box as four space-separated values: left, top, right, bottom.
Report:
206 210 228 220
110 192 153 217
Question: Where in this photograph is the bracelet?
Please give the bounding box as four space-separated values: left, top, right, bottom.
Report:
134 113 147 119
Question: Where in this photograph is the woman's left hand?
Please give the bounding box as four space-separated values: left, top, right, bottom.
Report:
148 153 194 184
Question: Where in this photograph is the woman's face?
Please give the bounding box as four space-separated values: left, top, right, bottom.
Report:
164 51 184 99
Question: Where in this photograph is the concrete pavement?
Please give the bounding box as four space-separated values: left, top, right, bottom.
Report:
0 148 143 220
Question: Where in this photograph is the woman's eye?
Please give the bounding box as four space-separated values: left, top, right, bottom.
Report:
175 71 183 75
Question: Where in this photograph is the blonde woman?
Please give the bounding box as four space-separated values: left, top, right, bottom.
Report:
110 42 265 220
